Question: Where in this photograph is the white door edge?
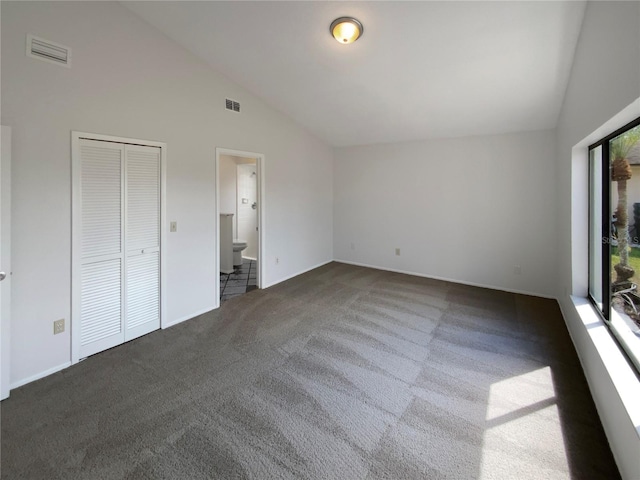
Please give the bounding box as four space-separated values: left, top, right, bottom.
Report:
1 126 12 400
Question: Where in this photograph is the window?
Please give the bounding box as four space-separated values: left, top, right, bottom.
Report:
589 117 640 372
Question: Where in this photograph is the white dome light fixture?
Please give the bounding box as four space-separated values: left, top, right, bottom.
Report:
330 17 363 44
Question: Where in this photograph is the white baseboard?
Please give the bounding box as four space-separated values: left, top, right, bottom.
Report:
10 361 72 391
334 259 557 300
262 259 333 289
162 306 215 329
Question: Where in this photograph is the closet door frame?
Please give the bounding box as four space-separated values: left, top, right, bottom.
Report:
71 131 167 364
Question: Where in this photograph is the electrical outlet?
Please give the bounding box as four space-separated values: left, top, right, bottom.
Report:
395 248 401 256
53 319 65 335
514 265 522 275
275 257 279 265
170 221 177 233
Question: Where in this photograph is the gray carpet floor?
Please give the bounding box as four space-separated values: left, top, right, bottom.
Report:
1 262 620 479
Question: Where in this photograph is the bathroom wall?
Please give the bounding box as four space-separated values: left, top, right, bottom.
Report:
219 155 258 249
219 155 238 238
236 163 258 259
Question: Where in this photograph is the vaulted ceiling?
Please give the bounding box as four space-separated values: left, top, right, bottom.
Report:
124 1 586 147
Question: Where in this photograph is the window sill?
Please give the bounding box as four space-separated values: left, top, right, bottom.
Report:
570 296 640 437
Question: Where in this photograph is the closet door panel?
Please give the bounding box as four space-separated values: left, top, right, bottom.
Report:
78 139 125 358
81 141 122 258
126 145 160 253
80 258 122 351
125 145 160 340
126 251 159 339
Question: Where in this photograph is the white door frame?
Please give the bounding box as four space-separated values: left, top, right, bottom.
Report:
215 148 265 306
1 126 12 400
71 131 167 364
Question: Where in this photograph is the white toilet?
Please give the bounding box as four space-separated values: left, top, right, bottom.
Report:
233 239 247 266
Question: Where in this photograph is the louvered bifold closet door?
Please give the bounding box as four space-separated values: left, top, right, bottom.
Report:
124 144 160 341
79 139 125 358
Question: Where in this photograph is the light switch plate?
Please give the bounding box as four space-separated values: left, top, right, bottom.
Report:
170 221 177 232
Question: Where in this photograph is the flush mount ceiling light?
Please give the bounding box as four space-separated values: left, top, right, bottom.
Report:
330 17 363 44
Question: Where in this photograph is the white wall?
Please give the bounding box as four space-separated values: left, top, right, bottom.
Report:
555 2 640 478
334 130 557 298
1 1 333 387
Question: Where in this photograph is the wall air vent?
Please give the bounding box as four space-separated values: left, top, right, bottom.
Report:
26 34 71 67
225 98 240 113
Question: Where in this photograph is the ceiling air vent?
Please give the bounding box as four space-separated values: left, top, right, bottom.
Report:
225 98 240 113
26 34 71 67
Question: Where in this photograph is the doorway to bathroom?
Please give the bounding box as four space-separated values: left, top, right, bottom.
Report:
215 148 264 304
